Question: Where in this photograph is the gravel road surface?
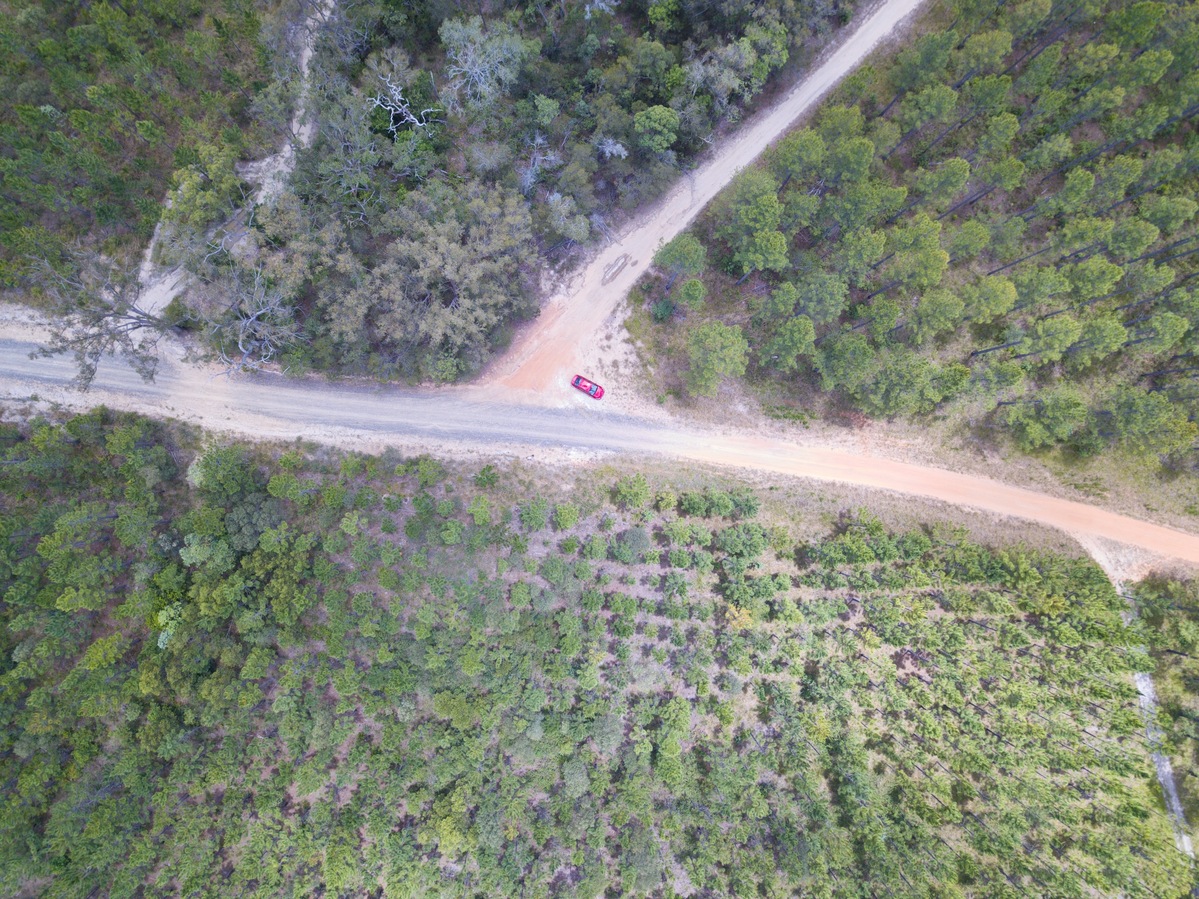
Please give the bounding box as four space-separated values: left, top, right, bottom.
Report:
4 336 1199 567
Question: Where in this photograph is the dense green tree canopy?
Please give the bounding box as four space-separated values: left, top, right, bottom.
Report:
687 320 750 396
8 0 857 381
0 0 275 283
0 409 1191 898
651 0 1199 468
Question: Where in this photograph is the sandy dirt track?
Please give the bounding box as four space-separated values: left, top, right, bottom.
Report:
3 335 1199 568
3 0 1195 847
491 0 928 402
3 0 1198 571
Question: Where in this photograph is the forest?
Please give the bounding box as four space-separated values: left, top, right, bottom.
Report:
250 0 857 380
1 406 1194 897
11 0 1199 469
0 0 278 281
4 0 861 382
7 0 1199 895
641 0 1199 466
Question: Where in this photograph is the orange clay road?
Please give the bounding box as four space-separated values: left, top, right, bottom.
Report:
2 333 1199 569
3 0 1198 571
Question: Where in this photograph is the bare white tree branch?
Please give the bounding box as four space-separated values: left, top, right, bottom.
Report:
368 73 441 135
204 266 305 375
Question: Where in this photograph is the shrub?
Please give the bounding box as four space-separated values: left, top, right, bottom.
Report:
540 555 570 587
510 581 533 609
584 534 607 560
440 520 465 545
193 445 264 502
707 490 735 518
619 527 651 559
663 571 689 600
412 492 436 519
679 278 707 309
716 523 769 560
554 502 580 531
467 495 491 525
591 713 624 754
679 491 708 517
652 299 676 322
609 593 636 616
614 474 651 510
729 488 759 519
562 758 591 799
521 497 549 531
416 457 445 488
533 587 556 613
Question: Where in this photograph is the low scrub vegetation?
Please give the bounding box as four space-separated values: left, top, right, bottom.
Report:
646 0 1199 472
0 408 1192 896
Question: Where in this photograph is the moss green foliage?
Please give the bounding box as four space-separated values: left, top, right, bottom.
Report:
5 0 856 380
250 0 854 380
0 408 1193 897
659 0 1199 465
0 0 276 282
1135 575 1199 822
686 319 750 395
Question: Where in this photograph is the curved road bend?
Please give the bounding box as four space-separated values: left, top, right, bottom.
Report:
4 337 1199 567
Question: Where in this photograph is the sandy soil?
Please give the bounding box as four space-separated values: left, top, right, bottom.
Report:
136 211 189 317
485 0 928 412
1079 534 1199 856
135 0 333 319
470 0 1199 568
4 325 1199 573
237 0 333 208
3 0 1193 847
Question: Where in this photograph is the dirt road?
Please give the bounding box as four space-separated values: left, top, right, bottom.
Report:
5 0 1199 569
4 334 1199 567
491 0 928 400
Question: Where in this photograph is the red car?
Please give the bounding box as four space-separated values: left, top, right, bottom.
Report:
571 374 604 399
